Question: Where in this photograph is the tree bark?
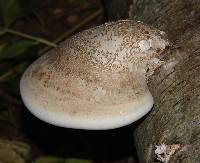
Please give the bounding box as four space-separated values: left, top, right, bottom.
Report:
103 0 200 162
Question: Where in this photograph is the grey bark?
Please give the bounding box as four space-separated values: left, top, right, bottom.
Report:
103 0 200 162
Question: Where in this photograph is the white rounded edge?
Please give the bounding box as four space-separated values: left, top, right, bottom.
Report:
20 79 154 130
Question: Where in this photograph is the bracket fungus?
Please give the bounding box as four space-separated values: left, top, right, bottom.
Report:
20 20 169 130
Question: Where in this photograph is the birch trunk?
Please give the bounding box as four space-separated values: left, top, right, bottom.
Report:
103 0 200 162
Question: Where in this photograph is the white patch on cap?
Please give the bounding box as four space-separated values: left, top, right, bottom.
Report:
138 40 151 52
99 35 123 54
149 37 168 50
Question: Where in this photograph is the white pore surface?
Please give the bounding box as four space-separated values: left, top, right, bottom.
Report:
20 79 154 130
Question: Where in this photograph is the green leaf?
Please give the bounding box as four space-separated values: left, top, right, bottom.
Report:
0 0 21 26
34 156 65 163
64 158 91 163
0 40 38 60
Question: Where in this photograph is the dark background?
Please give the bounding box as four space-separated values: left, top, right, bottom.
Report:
0 0 137 162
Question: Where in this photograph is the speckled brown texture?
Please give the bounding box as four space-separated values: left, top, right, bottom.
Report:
20 20 168 129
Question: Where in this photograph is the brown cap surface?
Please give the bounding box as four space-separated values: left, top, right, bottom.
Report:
20 20 169 130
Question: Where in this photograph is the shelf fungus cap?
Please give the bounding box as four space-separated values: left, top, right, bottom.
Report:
20 20 169 130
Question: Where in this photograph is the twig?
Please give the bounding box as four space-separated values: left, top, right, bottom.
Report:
39 8 103 55
0 27 57 47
